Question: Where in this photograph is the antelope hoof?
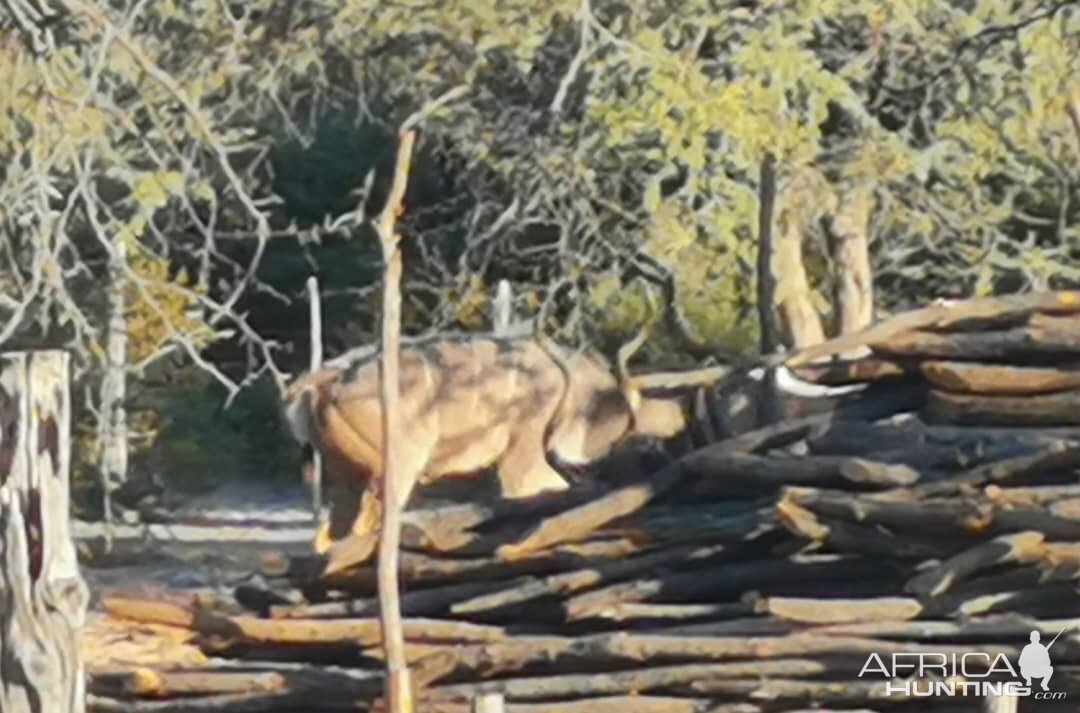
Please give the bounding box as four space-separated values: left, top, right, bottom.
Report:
313 522 334 555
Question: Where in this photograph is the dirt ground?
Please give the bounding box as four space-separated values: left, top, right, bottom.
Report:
76 480 315 671
74 473 525 672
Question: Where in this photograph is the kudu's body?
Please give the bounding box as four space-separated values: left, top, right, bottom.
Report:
283 334 691 555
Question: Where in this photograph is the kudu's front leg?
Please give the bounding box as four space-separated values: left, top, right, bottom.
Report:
314 478 371 555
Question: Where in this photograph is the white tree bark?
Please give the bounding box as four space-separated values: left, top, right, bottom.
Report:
0 350 89 713
775 203 826 349
493 279 513 336
100 237 128 526
306 275 324 521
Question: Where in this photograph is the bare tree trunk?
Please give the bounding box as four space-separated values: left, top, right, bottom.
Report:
828 187 875 346
306 276 324 522
493 279 513 336
775 204 825 349
374 129 418 713
0 350 89 712
100 236 128 535
755 153 783 426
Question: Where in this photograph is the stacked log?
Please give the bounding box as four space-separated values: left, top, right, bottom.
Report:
87 292 1080 713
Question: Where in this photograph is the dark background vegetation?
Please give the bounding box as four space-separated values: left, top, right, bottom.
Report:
1 0 1077 514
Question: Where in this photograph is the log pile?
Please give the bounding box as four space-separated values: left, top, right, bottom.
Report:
88 292 1080 713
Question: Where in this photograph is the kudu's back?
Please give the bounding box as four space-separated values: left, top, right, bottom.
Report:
284 336 629 499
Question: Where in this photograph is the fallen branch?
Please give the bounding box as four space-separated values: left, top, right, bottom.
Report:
785 291 1080 368
116 668 285 698
921 360 1080 395
925 388 1080 426
451 542 732 616
412 632 1018 687
874 315 1080 361
433 660 830 701
760 596 922 624
903 531 1046 598
562 557 904 621
775 496 945 559
104 597 507 648
496 468 687 560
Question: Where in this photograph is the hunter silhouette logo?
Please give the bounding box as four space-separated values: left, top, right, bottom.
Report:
859 625 1073 700
1020 627 1069 692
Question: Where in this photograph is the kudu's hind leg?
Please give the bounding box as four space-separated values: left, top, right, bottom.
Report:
355 489 383 534
333 450 428 558
313 403 387 555
319 486 385 562
315 477 365 555
320 484 384 571
314 523 334 555
321 461 428 574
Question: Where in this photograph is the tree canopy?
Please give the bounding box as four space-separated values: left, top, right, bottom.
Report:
1 0 1077 493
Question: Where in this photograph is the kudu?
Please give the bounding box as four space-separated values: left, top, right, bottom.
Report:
282 329 728 557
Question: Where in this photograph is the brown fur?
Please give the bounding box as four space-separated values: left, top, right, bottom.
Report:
283 335 691 555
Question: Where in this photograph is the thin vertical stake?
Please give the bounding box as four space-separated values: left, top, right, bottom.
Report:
306 276 324 521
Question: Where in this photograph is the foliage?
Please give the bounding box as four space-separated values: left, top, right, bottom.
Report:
136 367 295 492
125 244 210 364
1 0 1078 496
303 0 1080 344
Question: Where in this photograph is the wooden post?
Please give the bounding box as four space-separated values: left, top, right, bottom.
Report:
493 279 513 336
373 130 418 713
472 693 506 713
755 152 783 427
306 276 324 522
0 350 89 712
100 232 128 545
